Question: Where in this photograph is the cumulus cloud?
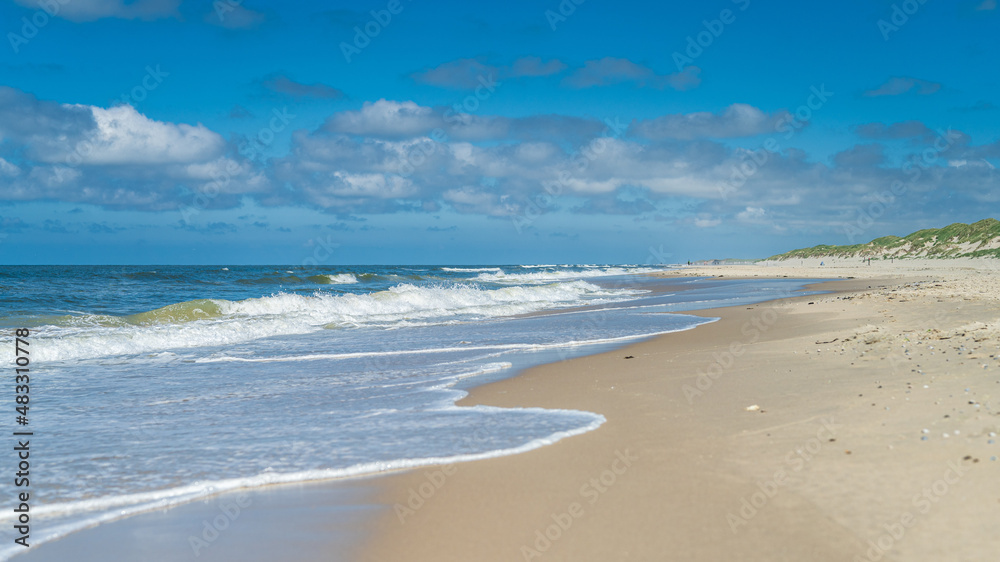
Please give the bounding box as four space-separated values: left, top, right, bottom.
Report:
3 87 998 232
11 0 180 22
0 87 265 211
864 76 941 97
0 157 20 177
0 87 95 155
442 187 512 216
562 58 701 91
324 100 441 139
64 105 226 165
322 99 606 142
630 104 792 140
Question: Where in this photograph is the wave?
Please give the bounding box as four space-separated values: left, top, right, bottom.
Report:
307 273 359 284
0 405 604 560
22 280 632 362
440 267 503 272
236 273 361 285
475 266 666 284
193 321 714 364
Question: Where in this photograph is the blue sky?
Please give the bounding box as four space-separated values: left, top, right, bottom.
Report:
0 0 998 264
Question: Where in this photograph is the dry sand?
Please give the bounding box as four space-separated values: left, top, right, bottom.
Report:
360 259 1000 562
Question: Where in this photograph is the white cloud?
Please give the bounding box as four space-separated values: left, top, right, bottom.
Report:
442 188 511 216
66 105 226 165
631 104 792 140
736 206 766 221
0 157 21 177
325 100 442 139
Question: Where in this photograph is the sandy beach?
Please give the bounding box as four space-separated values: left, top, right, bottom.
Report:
17 260 1000 561
360 259 1000 561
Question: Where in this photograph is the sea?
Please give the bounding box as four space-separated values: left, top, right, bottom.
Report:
0 264 818 558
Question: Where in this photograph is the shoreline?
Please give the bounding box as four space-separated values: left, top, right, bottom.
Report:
14 271 770 560
17 261 1000 560
359 263 1000 561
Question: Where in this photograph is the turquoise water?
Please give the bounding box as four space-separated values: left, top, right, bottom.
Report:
0 265 816 558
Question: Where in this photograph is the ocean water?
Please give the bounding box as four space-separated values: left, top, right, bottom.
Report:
0 265 817 558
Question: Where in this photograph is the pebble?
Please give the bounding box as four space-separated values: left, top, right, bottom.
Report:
922 428 929 434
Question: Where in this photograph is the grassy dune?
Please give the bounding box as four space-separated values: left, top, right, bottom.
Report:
770 219 1000 260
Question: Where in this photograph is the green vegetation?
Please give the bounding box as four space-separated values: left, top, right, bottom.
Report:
769 219 1000 260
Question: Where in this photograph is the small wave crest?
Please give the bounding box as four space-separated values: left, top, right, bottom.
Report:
21 280 628 362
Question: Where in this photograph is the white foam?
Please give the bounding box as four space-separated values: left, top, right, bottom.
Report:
440 267 503 272
22 280 634 362
0 409 604 560
476 266 666 284
194 322 714 364
325 273 359 284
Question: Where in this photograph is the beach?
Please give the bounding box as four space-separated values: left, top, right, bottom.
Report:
360 259 1000 561
12 260 1000 561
